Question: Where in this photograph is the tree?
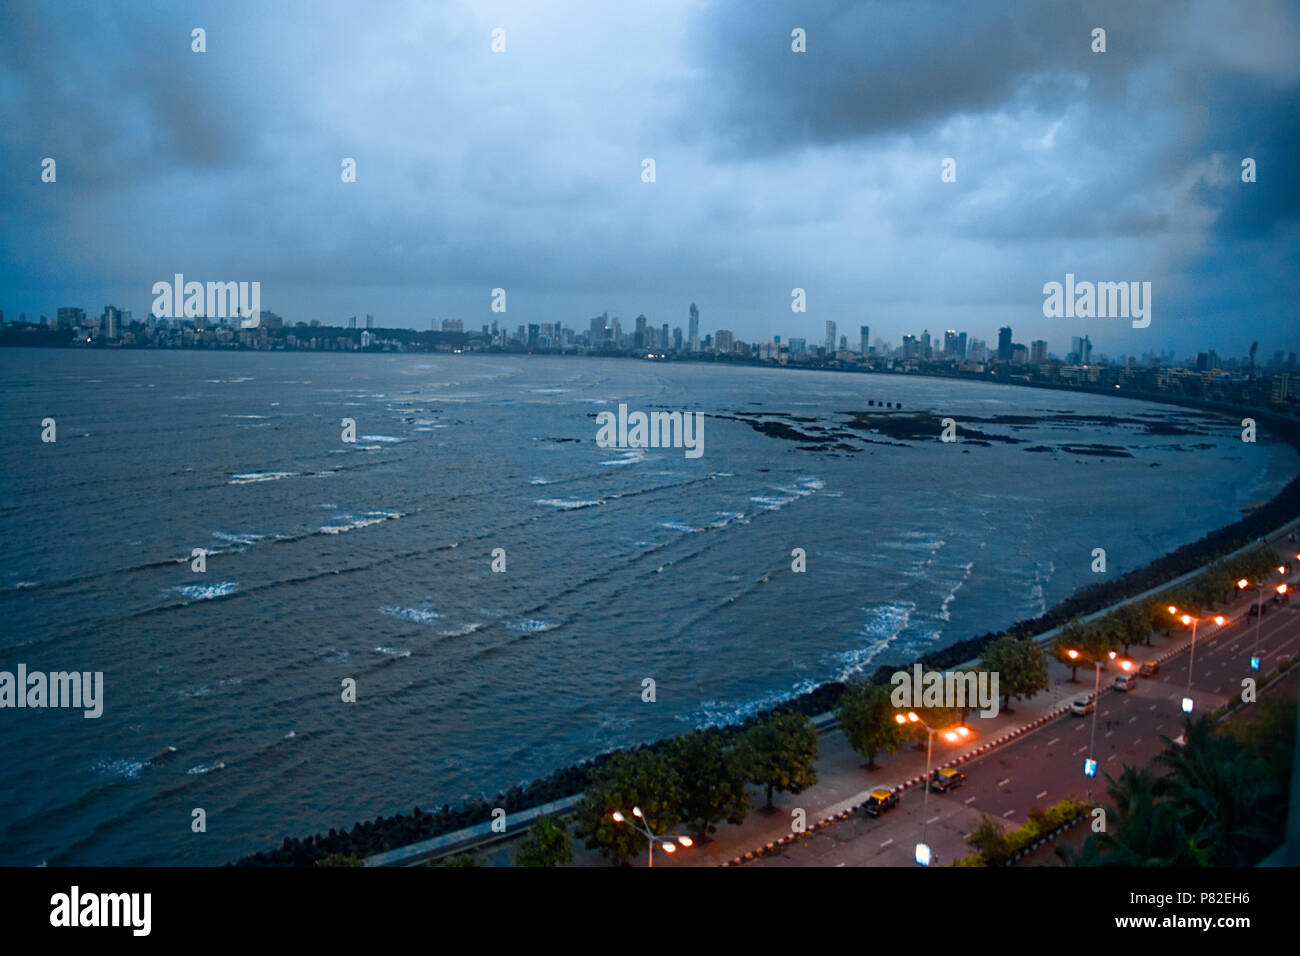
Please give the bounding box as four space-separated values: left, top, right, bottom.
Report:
836 681 906 768
574 749 684 865
515 816 573 867
966 811 1011 865
668 730 751 840
1053 622 1089 681
742 710 819 810
980 635 1049 714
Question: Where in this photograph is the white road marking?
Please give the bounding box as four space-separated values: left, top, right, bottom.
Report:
1134 738 1142 745
1046 737 1060 746
1149 704 1157 711
927 815 941 824
964 796 976 804
880 838 894 847
1076 745 1088 754
1036 790 1048 799
1128 716 1137 723
997 778 1011 787
1002 809 1016 818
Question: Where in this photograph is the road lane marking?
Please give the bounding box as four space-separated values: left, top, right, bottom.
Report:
1002 809 1016 818
927 815 941 824
964 796 976 805
1076 745 1088 754
1046 737 1060 746
835 862 846 867
1128 716 1137 722
1134 738 1142 745
997 778 1011 787
1036 790 1048 799
1149 704 1156 711
880 838 894 847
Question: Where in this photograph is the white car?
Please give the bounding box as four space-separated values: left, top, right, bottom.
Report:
1113 673 1137 692
1070 696 1096 716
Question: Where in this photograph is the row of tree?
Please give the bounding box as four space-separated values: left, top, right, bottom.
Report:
836 635 1051 767
1051 547 1283 679
572 711 820 864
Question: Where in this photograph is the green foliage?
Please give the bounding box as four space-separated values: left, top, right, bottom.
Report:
668 730 752 839
437 853 482 867
966 811 1011 863
980 635 1049 712
574 749 684 865
315 852 364 867
950 854 987 867
514 816 573 867
742 710 819 809
836 681 907 768
967 799 1087 865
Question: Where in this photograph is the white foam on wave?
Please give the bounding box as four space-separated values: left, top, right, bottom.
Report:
212 531 264 546
92 757 145 780
601 448 645 466
684 679 821 730
374 646 412 658
229 471 296 484
529 476 555 485
380 605 440 625
438 622 484 637
187 762 225 776
661 520 701 533
360 434 403 443
836 601 915 680
173 581 239 600
536 498 603 510
509 618 556 634
320 510 402 534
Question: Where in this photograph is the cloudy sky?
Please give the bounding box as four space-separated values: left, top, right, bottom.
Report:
2 0 1297 359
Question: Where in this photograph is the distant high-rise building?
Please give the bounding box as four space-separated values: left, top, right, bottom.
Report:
57 307 85 330
1011 344 1028 364
442 318 464 332
957 332 967 359
661 324 669 351
634 314 647 349
997 326 1013 362
349 316 358 329
673 326 683 351
788 337 806 355
715 329 735 353
944 330 959 356
101 305 121 339
825 320 837 352
920 329 932 359
688 303 700 351
365 314 374 330
859 325 870 355
1030 340 1048 364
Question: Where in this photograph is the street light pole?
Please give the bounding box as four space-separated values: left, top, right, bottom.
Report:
1087 661 1101 798
611 807 693 868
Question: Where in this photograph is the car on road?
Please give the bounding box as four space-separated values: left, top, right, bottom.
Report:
862 788 899 816
1139 660 1159 677
1071 696 1096 716
930 767 966 793
1113 672 1137 692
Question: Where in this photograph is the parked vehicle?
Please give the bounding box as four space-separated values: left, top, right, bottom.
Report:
1139 661 1159 677
1113 672 1137 692
1071 696 1096 716
930 767 966 793
863 788 899 816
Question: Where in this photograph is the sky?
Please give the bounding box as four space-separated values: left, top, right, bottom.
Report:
1 0 1297 360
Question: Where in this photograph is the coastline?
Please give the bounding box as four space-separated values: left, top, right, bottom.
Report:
233 382 1300 866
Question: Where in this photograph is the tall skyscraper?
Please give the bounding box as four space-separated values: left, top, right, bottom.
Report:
688 303 700 351
825 320 836 351
944 330 959 356
634 314 647 349
365 313 374 330
957 332 967 360
997 326 1013 362
1030 339 1048 364
859 325 870 355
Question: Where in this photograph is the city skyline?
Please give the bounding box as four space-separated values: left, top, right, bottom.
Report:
2 1 1298 358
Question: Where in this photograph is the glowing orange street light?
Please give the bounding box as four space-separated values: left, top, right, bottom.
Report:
1181 614 1192 626
1238 578 1250 590
1278 585 1288 595
611 807 694 867
1168 605 1178 615
1214 615 1226 625
1067 649 1079 660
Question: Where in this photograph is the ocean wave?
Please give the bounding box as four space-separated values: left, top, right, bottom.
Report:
359 435 404 443
320 510 402 534
172 581 239 600
374 646 411 658
380 605 440 625
186 763 225 776
685 679 820 730
229 471 296 484
509 618 556 634
535 498 603 510
212 531 264 546
91 758 145 780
